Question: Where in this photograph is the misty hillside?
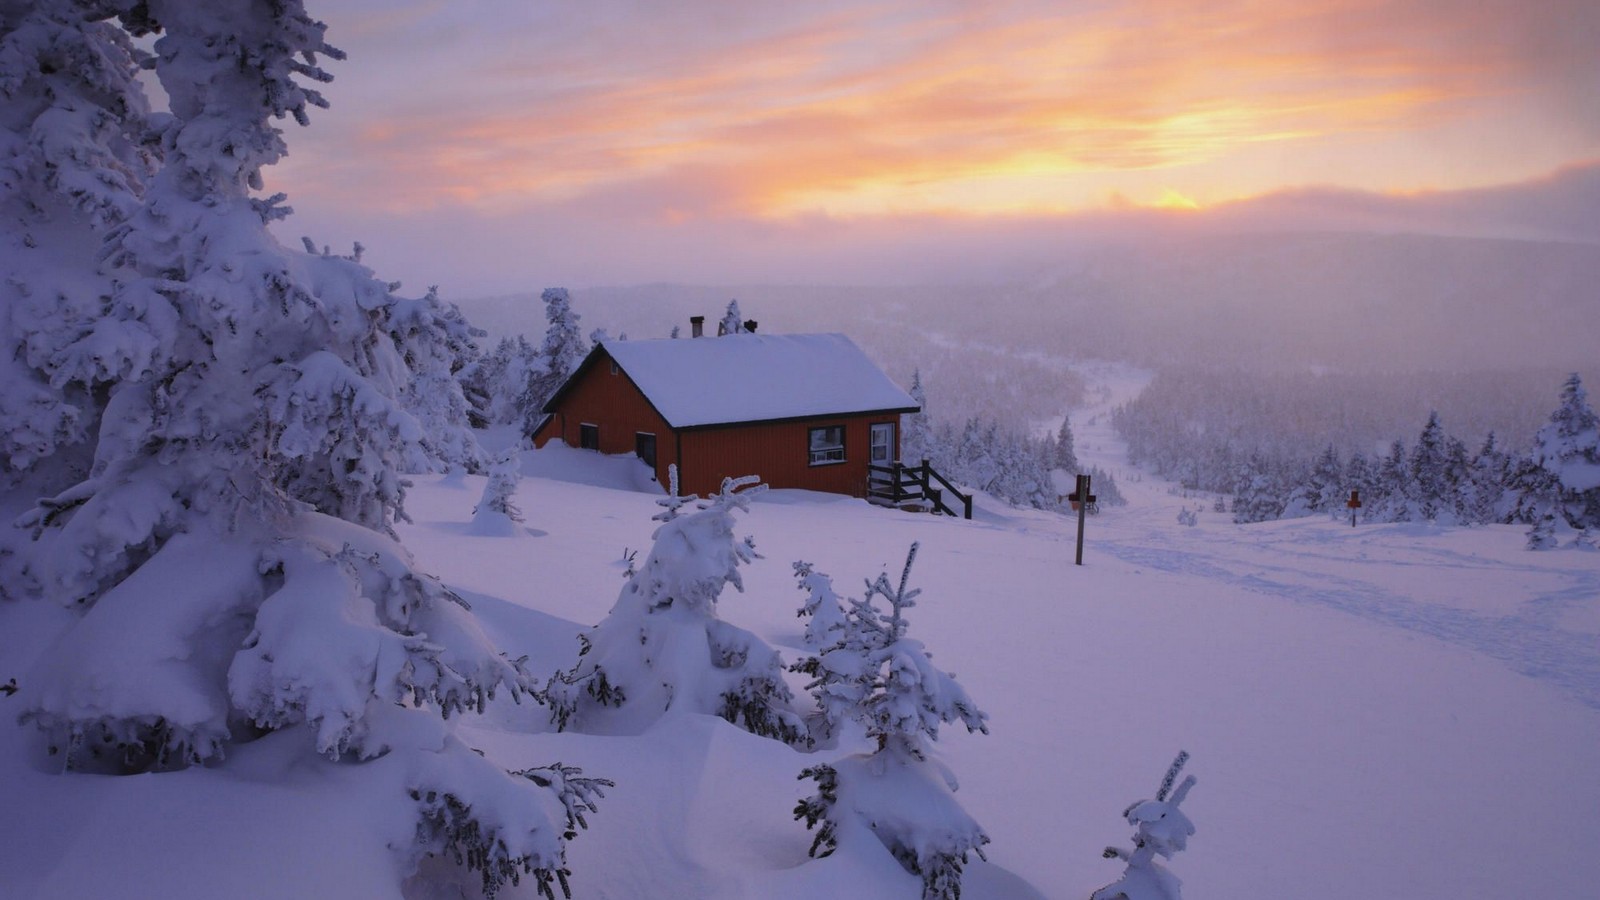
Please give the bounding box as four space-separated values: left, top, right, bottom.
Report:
463 230 1597 375
454 229 1593 444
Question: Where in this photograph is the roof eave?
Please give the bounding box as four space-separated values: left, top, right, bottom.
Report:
672 405 920 432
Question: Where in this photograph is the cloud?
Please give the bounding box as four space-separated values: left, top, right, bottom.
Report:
265 1 1600 292
283 0 1596 221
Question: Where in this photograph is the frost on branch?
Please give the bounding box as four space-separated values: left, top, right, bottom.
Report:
793 544 990 900
1092 751 1198 900
546 475 808 746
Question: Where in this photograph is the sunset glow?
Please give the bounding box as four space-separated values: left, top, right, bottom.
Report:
270 0 1600 290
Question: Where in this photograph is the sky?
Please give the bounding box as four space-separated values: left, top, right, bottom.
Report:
264 0 1600 295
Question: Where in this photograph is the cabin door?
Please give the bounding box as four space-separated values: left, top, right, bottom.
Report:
870 422 896 465
869 422 896 493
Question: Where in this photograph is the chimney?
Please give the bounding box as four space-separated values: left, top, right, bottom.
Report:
743 320 758 333
690 316 704 338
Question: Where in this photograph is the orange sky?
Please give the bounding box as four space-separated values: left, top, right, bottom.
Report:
269 0 1599 290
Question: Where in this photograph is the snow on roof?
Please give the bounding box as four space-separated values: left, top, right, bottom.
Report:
592 333 917 429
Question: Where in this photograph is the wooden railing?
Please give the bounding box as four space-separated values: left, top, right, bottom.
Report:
866 458 973 520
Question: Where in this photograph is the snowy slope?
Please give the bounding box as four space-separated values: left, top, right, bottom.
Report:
4 386 1600 899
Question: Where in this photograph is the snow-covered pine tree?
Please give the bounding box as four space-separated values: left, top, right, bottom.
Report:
545 476 808 746
1409 411 1450 522
390 284 486 474
1371 440 1413 522
1343 451 1375 521
1092 751 1198 900
9 4 600 893
1306 444 1343 517
517 286 586 438
464 334 542 427
1086 464 1127 508
1231 454 1282 523
0 0 155 491
1055 415 1079 474
794 544 990 900
472 447 524 536
1529 374 1600 531
1466 432 1508 524
718 299 745 335
902 369 934 464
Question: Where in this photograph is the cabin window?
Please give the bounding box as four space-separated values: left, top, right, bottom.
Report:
635 432 657 469
808 425 845 465
579 423 600 450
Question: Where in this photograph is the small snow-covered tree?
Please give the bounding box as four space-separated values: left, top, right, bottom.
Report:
718 299 746 335
1092 751 1198 900
794 544 990 900
8 3 601 893
471 447 524 535
1055 415 1080 474
546 475 808 745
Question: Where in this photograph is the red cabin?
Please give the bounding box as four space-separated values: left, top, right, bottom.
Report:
530 332 918 499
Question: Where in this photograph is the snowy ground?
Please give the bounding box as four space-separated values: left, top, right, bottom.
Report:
4 366 1599 899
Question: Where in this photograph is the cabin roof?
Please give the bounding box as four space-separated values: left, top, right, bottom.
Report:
547 333 918 429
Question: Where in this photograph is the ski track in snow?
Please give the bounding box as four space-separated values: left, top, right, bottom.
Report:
1101 538 1600 710
1063 358 1600 711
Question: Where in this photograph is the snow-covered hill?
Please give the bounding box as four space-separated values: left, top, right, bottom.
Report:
4 418 1599 898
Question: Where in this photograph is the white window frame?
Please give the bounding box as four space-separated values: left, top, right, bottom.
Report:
808 425 846 466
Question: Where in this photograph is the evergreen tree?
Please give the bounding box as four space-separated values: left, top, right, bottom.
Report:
1092 751 1199 900
546 476 808 746
794 544 990 900
1054 415 1079 473
517 287 586 437
1343 452 1375 522
391 285 486 474
0 0 155 488
1530 374 1600 530
1371 440 1413 522
1441 434 1472 524
1231 454 1282 523
718 299 745 335
471 447 524 535
8 4 600 893
1409 411 1450 522
1466 432 1508 524
902 369 934 464
1307 444 1344 515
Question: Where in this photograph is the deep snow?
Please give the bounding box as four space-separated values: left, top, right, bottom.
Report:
3 367 1599 899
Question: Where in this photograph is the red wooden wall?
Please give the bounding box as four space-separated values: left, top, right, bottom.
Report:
533 358 678 486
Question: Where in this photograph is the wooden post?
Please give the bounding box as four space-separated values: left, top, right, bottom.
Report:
1347 489 1362 527
1075 473 1090 565
891 461 903 504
